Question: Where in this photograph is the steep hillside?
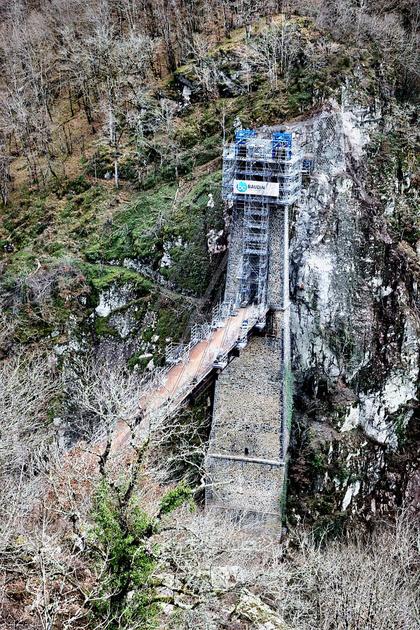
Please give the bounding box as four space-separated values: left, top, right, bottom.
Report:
0 1 418 628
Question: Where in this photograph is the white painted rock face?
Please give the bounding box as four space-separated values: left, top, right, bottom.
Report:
207 228 225 254
160 251 172 268
342 480 361 510
95 284 135 317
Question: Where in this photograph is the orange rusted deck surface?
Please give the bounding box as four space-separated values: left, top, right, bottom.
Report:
142 306 256 420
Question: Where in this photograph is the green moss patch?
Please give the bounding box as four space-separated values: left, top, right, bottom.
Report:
81 263 153 293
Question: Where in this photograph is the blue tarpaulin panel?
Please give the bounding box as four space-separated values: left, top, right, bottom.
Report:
272 132 292 148
235 129 257 143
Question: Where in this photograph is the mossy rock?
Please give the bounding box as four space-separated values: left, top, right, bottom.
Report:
85 184 177 263
160 172 224 295
81 263 153 293
95 316 120 337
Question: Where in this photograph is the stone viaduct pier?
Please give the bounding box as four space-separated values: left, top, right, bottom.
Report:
205 130 302 525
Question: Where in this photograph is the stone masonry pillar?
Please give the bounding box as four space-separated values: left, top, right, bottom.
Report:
205 332 285 525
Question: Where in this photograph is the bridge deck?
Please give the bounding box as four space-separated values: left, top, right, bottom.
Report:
141 305 259 426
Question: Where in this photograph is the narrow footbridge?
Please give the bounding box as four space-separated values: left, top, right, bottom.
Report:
139 302 267 430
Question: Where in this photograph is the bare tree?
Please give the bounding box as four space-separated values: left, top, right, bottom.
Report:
62 354 147 444
188 34 220 99
0 355 151 628
0 351 418 629
0 132 11 205
243 20 301 89
148 402 210 486
157 510 420 629
0 352 59 479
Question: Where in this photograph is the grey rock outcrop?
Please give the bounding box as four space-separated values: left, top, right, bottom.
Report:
288 98 419 521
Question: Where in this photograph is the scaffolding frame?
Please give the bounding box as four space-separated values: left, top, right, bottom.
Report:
222 131 302 308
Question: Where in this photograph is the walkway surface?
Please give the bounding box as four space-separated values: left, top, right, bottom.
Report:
140 305 259 428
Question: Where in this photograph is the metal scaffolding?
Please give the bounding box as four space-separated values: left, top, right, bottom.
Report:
222 130 302 307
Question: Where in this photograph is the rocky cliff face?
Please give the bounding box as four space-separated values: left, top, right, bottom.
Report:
288 94 419 528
